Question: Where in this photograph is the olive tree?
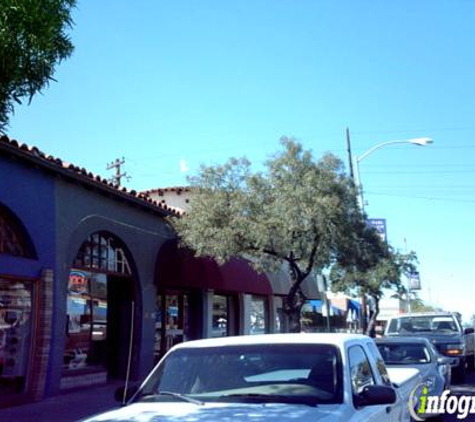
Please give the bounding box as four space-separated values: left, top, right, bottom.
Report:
330 248 418 336
0 0 76 132
171 137 373 332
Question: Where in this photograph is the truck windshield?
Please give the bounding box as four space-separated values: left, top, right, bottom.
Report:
377 342 431 365
387 316 459 334
139 343 343 405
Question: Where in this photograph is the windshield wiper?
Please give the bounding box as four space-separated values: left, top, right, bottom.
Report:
157 391 204 405
218 393 318 407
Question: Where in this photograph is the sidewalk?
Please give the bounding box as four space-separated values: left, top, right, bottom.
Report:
0 382 123 422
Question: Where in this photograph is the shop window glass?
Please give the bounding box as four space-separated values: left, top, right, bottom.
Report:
0 278 32 395
64 270 109 371
154 294 189 360
250 296 268 335
274 296 286 333
212 295 228 337
74 232 131 275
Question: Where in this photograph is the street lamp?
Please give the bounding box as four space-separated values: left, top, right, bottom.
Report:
349 134 433 332
353 137 433 211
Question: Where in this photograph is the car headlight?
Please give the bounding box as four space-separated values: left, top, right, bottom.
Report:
444 343 464 356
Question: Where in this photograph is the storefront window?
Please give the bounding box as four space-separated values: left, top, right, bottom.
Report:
212 294 228 337
0 278 32 395
64 270 109 371
250 296 268 335
155 294 188 360
274 297 286 333
74 232 131 275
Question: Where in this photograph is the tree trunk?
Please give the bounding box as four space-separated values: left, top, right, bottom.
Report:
287 307 302 333
361 293 368 333
366 297 380 338
283 275 307 333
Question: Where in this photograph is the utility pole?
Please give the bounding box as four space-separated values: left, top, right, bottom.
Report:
106 157 130 187
346 128 368 334
404 237 412 313
346 127 355 180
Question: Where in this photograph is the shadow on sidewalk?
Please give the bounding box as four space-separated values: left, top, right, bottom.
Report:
0 381 123 422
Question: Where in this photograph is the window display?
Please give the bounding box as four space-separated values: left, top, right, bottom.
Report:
154 294 189 360
64 270 108 371
212 295 228 337
250 296 268 335
0 278 32 395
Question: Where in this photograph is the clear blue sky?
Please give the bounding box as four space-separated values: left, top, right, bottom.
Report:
7 1 475 322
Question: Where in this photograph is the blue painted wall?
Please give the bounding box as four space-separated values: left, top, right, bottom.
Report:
0 156 56 277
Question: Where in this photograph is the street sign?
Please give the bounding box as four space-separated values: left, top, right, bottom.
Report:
367 218 387 243
409 271 421 290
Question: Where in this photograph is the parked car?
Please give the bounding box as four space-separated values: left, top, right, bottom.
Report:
82 333 421 422
376 336 451 393
384 312 475 382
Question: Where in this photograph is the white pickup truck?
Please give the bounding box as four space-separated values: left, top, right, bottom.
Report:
82 333 421 422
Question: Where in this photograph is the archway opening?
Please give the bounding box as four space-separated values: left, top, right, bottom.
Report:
63 232 135 381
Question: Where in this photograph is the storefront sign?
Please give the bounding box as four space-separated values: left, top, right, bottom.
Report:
68 270 89 294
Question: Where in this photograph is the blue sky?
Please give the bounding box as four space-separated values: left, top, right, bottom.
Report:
7 1 475 322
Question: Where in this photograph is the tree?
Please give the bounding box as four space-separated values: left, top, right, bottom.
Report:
409 297 439 313
330 248 418 336
171 137 374 332
0 0 76 132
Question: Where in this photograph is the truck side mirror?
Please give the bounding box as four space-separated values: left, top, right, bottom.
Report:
355 385 397 407
464 327 474 334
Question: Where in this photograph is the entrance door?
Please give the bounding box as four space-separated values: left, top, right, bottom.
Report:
107 276 134 379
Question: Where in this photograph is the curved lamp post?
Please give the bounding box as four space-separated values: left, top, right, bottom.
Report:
353 137 433 211
351 136 433 331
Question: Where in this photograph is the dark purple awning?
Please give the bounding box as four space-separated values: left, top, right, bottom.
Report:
155 240 272 295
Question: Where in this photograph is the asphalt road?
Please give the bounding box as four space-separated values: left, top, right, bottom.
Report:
442 369 475 421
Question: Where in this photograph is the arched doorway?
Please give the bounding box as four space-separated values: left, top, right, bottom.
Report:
63 231 136 381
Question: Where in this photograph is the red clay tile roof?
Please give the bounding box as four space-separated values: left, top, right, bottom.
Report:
0 135 183 217
141 186 191 197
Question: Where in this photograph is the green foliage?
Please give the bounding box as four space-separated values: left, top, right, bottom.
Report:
331 247 418 335
0 0 76 131
331 248 418 301
173 138 363 276
171 137 372 331
410 298 439 313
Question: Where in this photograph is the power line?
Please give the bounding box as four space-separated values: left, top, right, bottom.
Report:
366 191 475 203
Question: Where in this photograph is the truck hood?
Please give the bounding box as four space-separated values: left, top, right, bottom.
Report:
81 401 344 422
386 332 462 343
386 367 420 387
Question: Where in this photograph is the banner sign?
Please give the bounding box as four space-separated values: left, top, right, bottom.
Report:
409 271 421 290
367 218 387 243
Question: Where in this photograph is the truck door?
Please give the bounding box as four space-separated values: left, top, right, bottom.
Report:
348 345 398 421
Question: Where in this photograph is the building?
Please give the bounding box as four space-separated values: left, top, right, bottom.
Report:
0 136 321 407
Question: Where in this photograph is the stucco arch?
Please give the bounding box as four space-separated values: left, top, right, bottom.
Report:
0 201 37 259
